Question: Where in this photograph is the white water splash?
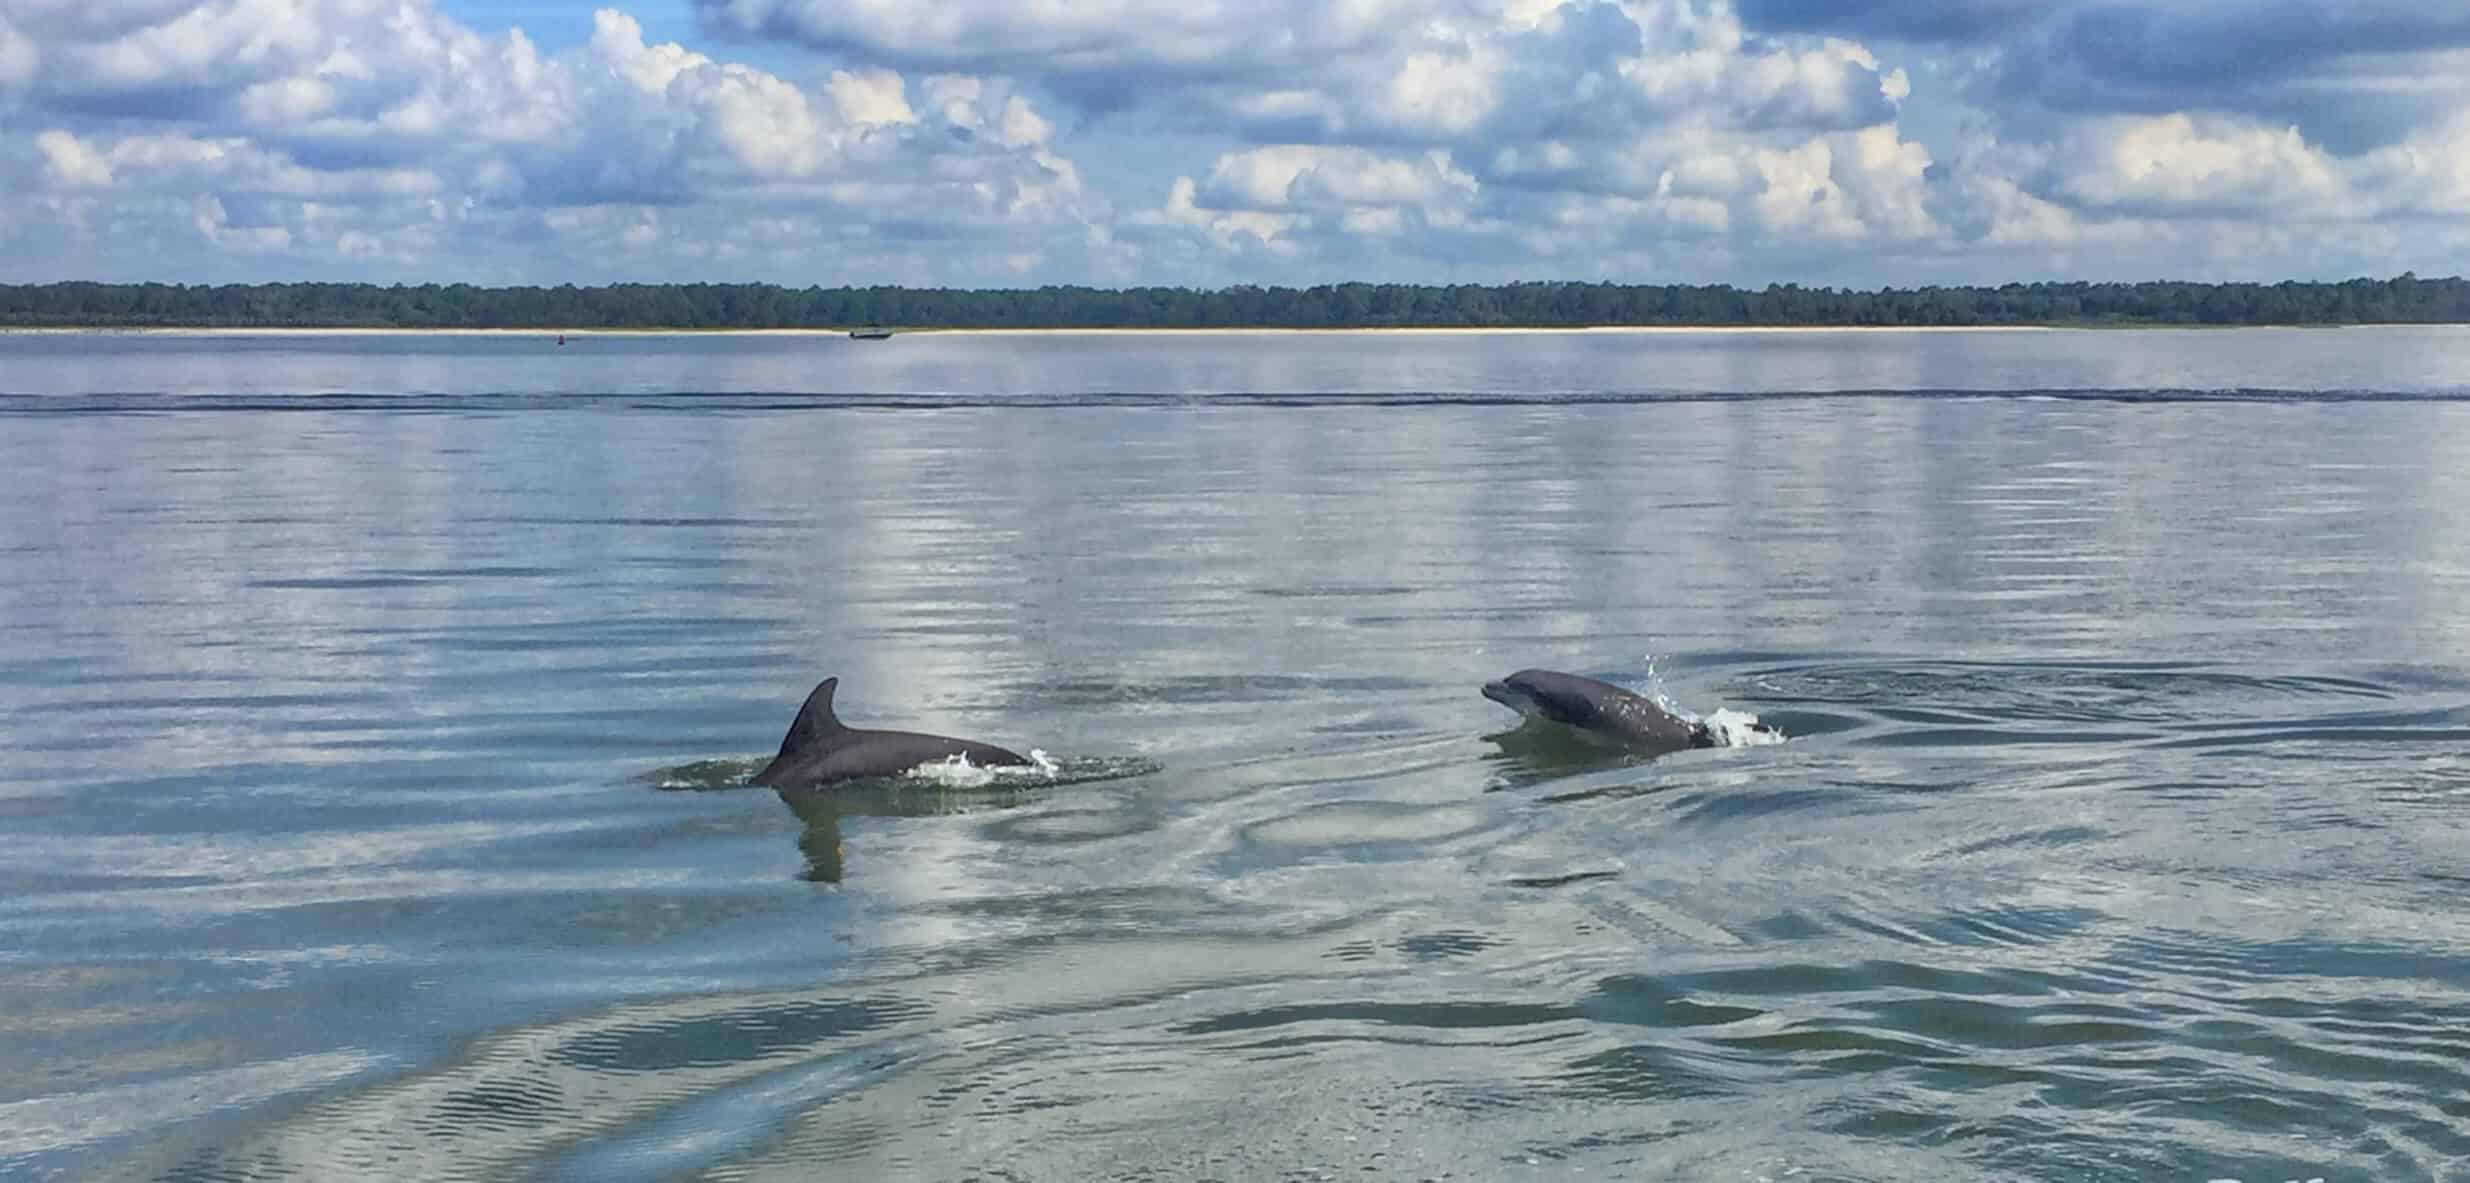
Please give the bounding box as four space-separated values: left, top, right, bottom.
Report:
1641 652 1672 707
1704 707 1786 747
906 747 1062 788
1639 652 1783 748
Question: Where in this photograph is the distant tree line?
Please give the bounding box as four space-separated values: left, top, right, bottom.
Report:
2 274 2465 329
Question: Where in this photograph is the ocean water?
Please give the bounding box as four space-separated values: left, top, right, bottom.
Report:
4 326 2470 1182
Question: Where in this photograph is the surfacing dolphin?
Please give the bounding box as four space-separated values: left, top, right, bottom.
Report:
1482 668 1765 757
751 677 1029 791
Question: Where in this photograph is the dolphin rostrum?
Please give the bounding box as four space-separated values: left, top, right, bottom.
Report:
1482 668 1761 757
751 677 1029 791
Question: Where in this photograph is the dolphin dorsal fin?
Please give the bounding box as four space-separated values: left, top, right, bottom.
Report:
777 677 848 759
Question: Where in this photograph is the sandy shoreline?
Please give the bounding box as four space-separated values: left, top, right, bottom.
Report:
1 323 2449 337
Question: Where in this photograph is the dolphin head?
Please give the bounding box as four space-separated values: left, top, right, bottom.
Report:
1480 675 1538 715
1482 669 1600 728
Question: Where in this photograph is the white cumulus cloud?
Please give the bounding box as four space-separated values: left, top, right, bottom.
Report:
0 1 1106 284
0 14 38 91
1197 146 1477 212
36 128 114 187
1 0 2466 285
2058 114 2349 216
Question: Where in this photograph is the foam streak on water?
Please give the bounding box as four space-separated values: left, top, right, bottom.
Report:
5 330 2470 1182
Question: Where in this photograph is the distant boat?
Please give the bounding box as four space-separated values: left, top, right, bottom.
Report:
849 326 894 340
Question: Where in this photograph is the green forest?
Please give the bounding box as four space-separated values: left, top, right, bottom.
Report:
3 274 2465 330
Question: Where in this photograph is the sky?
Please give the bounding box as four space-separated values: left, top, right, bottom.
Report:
3 1 2468 289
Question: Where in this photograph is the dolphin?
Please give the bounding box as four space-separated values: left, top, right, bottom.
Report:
1482 668 1762 757
751 677 1030 791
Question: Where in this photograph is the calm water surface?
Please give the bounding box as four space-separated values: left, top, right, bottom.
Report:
4 328 2470 1182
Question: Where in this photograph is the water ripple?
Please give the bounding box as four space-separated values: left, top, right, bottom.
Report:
11 361 2470 1181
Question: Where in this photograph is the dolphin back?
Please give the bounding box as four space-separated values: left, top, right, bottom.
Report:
752 677 1030 791
815 730 1029 783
